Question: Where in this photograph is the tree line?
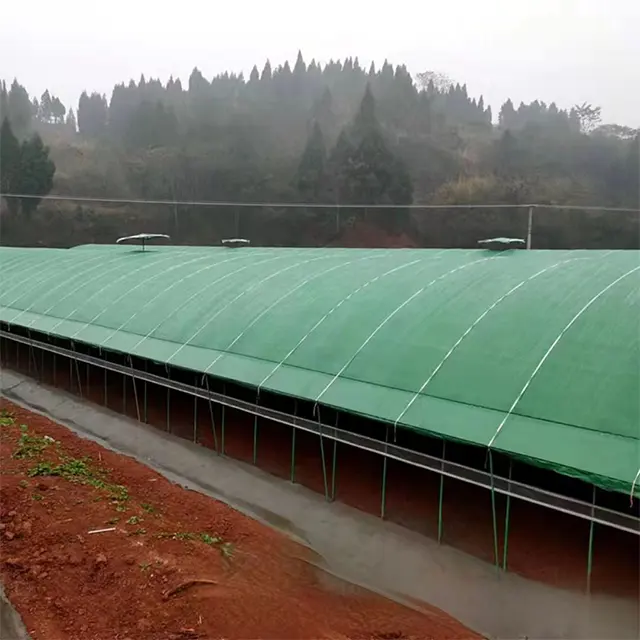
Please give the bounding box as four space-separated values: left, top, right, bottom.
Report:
0 53 638 235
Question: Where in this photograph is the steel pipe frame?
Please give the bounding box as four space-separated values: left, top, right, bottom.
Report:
0 327 637 537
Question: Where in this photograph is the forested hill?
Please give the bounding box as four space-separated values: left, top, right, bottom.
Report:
0 53 638 248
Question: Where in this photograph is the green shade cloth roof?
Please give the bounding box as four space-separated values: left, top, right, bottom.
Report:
1 245 639 495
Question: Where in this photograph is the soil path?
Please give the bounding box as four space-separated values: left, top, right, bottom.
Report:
0 399 477 640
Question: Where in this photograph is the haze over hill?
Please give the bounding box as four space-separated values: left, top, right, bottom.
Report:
0 0 638 249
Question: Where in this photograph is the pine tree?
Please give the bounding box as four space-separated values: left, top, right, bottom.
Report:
65 109 77 132
0 118 20 197
296 122 326 201
8 80 32 135
17 133 56 215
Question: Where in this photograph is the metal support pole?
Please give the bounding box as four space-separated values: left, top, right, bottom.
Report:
253 393 259 465
104 364 107 406
69 358 73 391
143 361 148 423
166 367 171 432
122 365 126 414
129 356 141 422
193 376 198 443
70 342 83 398
53 351 56 386
290 400 297 483
221 383 226 455
381 425 390 519
503 460 513 570
587 485 597 592
330 413 339 501
526 205 534 250
489 451 500 568
438 440 446 544
204 376 219 453
317 407 330 501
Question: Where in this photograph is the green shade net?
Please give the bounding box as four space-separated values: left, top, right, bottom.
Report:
1 245 638 495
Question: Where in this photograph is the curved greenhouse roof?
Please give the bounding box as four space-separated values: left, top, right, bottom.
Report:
1 245 638 495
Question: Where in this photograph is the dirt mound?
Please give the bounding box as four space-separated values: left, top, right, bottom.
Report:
0 400 477 640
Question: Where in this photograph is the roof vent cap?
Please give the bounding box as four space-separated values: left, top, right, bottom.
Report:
116 233 170 251
221 238 251 248
478 237 525 252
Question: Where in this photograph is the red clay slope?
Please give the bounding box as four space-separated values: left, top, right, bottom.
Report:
0 400 477 640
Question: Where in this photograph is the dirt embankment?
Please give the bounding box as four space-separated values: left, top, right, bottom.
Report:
0 400 477 640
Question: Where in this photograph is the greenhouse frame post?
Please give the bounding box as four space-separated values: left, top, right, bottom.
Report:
489 451 500 568
438 441 446 543
253 393 259 465
290 400 297 483
316 408 330 501
204 376 218 454
221 383 226 455
166 367 171 433
380 426 390 519
193 376 198 443
143 361 148 423
586 485 597 592
53 351 56 386
503 460 513 570
330 413 339 501
128 356 141 423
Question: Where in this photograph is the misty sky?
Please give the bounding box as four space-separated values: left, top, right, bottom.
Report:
2 0 639 126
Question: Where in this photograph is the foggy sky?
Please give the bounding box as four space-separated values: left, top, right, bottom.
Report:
2 0 639 126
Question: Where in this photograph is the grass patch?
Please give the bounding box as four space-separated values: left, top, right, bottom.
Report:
157 531 234 558
126 515 142 525
14 425 54 459
16 425 129 512
0 410 15 427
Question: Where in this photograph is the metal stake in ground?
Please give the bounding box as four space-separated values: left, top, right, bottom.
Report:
290 399 297 483
488 451 500 569
203 375 219 454
503 460 513 570
380 425 390 519
438 440 446 543
587 485 597 593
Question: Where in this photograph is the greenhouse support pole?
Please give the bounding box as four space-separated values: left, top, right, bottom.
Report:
381 426 390 519
290 400 297 483
503 460 513 570
193 376 198 443
128 356 140 423
587 485 597 592
489 451 500 568
253 393 259 465
438 440 446 544
103 364 107 406
204 376 218 454
53 351 56 386
166 367 171 433
317 407 330 501
143 361 148 423
122 362 126 414
331 413 339 501
71 343 83 398
221 383 226 455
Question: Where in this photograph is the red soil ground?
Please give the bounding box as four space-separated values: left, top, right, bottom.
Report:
0 399 478 640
